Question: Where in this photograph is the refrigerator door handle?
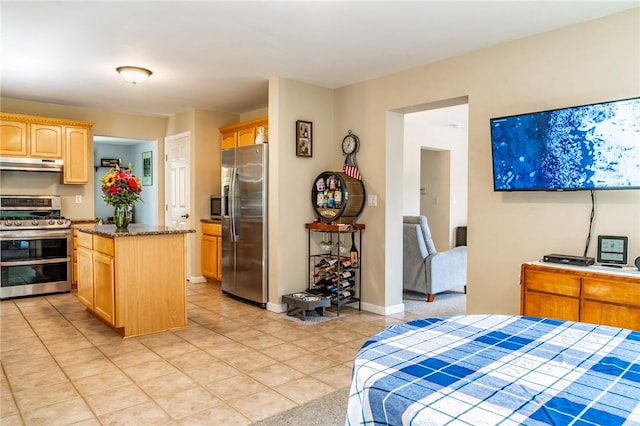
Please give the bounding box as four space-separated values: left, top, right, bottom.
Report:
230 168 239 242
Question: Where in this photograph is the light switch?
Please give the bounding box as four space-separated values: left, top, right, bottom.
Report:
367 194 377 207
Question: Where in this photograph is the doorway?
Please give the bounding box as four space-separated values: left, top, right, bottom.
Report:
400 102 468 313
93 136 158 225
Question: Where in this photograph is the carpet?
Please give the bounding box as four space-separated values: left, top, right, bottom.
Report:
253 387 350 426
403 287 466 317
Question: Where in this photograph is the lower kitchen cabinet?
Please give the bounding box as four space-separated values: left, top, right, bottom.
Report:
201 221 222 281
520 262 640 331
75 226 189 337
77 233 115 325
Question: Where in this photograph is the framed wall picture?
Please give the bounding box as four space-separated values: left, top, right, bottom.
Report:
296 120 312 157
142 151 152 186
597 235 628 264
100 158 120 168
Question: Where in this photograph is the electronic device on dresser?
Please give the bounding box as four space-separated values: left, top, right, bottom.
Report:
542 253 595 267
0 195 71 299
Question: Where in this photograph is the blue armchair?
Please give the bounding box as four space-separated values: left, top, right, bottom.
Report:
403 215 467 302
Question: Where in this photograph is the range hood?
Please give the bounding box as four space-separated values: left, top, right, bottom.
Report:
0 157 64 172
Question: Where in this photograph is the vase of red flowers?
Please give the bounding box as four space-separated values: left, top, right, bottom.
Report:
100 162 142 231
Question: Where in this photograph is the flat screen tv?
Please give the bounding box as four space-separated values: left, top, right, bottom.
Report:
490 97 640 191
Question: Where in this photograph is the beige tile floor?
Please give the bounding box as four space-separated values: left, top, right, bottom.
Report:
1 282 420 425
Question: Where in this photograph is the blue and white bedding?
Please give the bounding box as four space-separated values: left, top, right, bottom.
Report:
346 315 640 425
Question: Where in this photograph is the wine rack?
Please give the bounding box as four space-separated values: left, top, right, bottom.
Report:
305 222 364 315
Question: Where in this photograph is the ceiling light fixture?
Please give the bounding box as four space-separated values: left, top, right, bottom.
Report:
116 66 153 85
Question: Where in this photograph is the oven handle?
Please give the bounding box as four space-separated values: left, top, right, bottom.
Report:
1 257 71 267
0 230 71 240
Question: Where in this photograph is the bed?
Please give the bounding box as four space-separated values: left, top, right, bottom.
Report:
346 315 640 425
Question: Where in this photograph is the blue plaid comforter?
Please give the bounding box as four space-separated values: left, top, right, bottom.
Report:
346 315 640 425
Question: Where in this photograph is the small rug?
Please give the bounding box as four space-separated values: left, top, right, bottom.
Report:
253 387 349 425
403 288 466 317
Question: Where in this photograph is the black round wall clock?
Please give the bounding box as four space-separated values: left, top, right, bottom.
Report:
342 130 360 155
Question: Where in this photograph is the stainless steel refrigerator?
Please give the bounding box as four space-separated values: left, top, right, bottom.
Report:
221 144 268 306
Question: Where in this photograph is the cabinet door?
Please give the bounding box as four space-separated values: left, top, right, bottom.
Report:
237 127 256 147
77 246 94 309
30 124 63 158
522 291 579 321
93 252 115 325
202 234 218 280
63 126 90 184
221 131 236 150
0 119 28 156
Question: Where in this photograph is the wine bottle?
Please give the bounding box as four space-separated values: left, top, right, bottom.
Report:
350 232 359 268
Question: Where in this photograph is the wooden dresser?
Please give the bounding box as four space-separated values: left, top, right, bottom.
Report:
520 262 640 331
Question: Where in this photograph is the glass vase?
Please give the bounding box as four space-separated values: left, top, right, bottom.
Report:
113 205 130 231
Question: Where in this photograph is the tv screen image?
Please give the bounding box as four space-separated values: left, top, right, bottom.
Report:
490 97 640 191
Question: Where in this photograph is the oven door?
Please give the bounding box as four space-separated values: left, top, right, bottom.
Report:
0 229 71 299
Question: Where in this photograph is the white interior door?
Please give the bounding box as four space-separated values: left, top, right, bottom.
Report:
165 131 191 279
164 132 191 229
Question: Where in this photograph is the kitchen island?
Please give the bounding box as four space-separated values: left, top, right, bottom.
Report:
75 224 195 338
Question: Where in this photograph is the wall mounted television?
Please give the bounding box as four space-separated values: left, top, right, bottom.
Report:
490 97 639 191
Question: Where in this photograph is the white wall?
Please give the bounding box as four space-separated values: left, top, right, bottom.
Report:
333 9 640 314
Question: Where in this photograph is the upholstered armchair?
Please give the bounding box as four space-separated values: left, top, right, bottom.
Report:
403 215 467 302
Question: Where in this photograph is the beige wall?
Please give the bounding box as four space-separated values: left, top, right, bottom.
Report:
333 8 640 314
267 78 334 311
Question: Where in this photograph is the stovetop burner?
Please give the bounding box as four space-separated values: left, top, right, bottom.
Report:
0 216 71 230
0 195 71 230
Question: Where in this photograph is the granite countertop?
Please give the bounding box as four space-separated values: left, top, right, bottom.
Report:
74 224 196 237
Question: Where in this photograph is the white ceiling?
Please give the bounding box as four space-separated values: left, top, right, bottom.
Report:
1 1 637 118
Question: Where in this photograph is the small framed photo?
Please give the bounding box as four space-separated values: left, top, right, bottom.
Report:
100 158 120 168
142 151 152 186
296 120 312 157
597 235 628 264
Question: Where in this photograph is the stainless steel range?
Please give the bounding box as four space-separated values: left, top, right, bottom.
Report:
0 195 72 299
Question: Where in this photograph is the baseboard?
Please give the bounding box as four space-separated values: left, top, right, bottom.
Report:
267 301 286 313
360 301 405 316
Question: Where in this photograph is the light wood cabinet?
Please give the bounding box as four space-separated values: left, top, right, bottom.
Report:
63 126 91 184
77 233 115 325
72 222 98 290
30 123 63 158
1 118 29 156
219 116 268 150
521 262 640 331
76 228 189 338
202 222 222 281
0 113 94 184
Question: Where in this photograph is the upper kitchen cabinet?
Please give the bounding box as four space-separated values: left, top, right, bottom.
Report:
0 113 94 184
219 116 268 150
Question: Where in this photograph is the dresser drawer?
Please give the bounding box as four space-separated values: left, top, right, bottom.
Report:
523 269 581 297
583 277 640 307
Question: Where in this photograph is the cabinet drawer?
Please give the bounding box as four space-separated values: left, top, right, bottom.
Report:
581 300 640 331
583 278 640 307
524 269 581 297
523 291 579 321
77 231 93 249
202 222 222 236
93 235 114 256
